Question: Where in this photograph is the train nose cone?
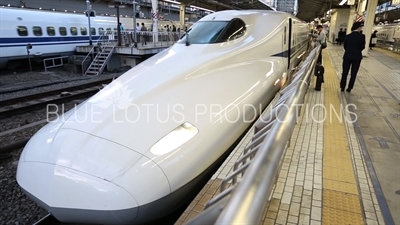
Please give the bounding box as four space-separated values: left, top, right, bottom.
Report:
16 128 170 224
16 162 139 224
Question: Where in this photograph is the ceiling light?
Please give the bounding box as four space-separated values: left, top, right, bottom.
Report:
339 0 347 5
163 0 181 4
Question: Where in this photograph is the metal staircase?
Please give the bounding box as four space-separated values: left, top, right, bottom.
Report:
84 41 115 76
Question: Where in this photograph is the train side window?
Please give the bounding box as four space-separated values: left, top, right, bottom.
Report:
47 26 56 36
284 27 286 44
17 26 28 36
33 26 42 36
70 27 78 36
59 27 67 36
293 33 296 45
98 28 104 35
81 27 87 35
219 19 246 42
90 27 96 35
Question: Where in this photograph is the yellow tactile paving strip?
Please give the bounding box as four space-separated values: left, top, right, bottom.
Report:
322 50 365 224
373 47 400 60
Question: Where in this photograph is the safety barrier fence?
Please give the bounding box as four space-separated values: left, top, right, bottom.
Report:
185 45 321 225
376 37 400 54
102 30 183 47
43 56 70 72
80 30 181 74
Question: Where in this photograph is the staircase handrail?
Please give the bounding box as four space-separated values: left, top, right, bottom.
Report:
81 31 110 75
96 44 115 76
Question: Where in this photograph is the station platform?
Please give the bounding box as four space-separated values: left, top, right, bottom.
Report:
175 45 399 225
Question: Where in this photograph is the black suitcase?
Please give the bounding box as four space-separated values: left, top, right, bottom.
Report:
314 65 324 91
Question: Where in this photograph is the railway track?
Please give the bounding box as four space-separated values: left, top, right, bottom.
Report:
33 214 63 225
0 77 115 119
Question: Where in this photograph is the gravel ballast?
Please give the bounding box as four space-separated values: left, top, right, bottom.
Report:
0 69 126 224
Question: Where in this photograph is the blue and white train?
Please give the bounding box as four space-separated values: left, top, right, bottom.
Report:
0 7 183 69
17 10 310 225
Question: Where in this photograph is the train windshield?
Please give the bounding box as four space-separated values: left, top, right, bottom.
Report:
177 19 246 44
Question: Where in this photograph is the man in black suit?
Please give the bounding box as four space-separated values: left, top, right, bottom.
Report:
340 22 365 92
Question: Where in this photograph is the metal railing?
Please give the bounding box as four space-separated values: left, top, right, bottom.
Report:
119 30 183 47
392 38 400 54
80 30 182 74
186 45 321 225
43 56 70 71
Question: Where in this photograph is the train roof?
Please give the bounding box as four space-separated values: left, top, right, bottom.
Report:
199 10 302 23
0 7 88 16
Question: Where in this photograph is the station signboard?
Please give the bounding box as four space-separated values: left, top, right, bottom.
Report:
347 0 355 5
391 0 400 5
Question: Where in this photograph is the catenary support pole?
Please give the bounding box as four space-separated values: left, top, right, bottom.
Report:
151 0 158 43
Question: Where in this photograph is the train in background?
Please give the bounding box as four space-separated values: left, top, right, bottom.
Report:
372 23 400 45
0 7 190 69
16 10 310 225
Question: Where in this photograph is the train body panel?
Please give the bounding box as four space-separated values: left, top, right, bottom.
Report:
17 10 310 225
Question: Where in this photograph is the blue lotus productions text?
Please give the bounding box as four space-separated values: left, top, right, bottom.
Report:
46 103 358 124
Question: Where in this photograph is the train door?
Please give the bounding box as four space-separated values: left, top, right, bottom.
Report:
282 19 292 71
282 18 292 85
283 24 288 70
287 18 292 72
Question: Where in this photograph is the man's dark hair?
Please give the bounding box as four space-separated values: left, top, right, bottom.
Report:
316 25 323 29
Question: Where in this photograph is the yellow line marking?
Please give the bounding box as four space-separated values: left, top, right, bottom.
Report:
321 50 365 224
372 47 400 61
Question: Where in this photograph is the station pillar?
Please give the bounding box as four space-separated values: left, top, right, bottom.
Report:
362 0 378 56
346 6 356 35
151 0 158 43
180 4 186 30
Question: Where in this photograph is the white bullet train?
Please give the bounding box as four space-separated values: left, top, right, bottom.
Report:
372 23 400 46
0 7 185 69
16 10 309 225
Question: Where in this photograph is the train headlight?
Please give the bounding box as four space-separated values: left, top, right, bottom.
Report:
150 122 198 156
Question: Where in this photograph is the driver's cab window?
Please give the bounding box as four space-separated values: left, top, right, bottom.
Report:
177 18 246 44
219 19 246 42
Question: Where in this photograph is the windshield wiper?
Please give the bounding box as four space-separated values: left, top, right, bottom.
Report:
186 32 190 46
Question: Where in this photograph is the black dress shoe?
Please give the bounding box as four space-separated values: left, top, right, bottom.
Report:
346 89 351 92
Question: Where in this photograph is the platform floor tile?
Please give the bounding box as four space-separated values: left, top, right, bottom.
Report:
262 75 325 225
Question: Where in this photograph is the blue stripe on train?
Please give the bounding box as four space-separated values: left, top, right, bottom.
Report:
0 36 102 47
271 39 309 58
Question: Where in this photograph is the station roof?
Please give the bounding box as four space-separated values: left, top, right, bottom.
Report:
178 0 274 11
182 0 395 22
296 0 391 22
109 0 398 22
376 7 400 23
